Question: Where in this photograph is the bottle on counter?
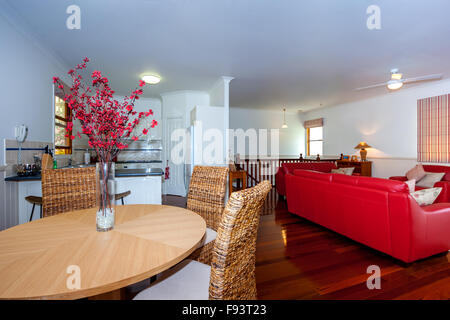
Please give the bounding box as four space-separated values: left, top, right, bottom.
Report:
84 149 90 165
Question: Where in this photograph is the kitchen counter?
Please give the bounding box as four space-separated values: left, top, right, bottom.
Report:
4 168 163 227
5 175 41 182
5 168 164 182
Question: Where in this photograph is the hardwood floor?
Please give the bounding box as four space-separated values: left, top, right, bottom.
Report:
164 189 450 300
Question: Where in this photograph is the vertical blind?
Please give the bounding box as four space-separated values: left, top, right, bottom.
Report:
417 94 450 163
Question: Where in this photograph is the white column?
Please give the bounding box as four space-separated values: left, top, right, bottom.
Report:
221 76 234 164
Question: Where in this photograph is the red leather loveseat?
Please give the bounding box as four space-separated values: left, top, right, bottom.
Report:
286 170 450 263
389 165 450 203
275 162 336 196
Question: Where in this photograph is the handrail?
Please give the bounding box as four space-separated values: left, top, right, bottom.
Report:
237 156 341 187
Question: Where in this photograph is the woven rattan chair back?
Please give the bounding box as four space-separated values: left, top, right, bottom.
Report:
209 180 272 300
42 167 97 217
187 166 229 231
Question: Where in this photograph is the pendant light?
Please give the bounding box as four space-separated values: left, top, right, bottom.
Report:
281 108 288 128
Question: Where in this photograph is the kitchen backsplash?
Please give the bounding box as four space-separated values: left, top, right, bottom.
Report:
3 138 162 177
4 139 53 176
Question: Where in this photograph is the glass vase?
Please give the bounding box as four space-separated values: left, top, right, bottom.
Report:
96 162 116 232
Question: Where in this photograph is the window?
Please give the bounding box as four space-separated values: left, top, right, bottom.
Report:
417 94 449 163
54 96 72 155
306 126 323 156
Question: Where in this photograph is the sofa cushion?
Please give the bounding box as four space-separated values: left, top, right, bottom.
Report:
357 176 409 193
410 187 442 206
406 164 426 181
293 169 333 182
416 172 446 188
405 179 416 193
332 172 359 185
283 162 336 175
331 168 346 174
423 165 450 181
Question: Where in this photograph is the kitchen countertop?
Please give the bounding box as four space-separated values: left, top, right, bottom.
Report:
5 168 164 182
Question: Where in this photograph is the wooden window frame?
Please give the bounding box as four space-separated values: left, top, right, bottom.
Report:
54 98 72 155
306 127 323 157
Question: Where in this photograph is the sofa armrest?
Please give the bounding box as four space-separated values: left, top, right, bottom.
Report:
389 176 407 182
406 200 450 261
434 181 450 203
275 169 286 196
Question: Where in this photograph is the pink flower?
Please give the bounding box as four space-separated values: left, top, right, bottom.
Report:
53 57 157 163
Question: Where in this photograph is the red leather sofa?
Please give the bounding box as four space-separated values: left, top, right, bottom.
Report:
286 170 450 263
275 162 336 196
389 165 450 203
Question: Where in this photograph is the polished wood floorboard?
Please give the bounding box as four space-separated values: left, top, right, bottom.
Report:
164 189 450 300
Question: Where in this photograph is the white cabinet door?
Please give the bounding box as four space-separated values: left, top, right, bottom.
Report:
116 176 162 205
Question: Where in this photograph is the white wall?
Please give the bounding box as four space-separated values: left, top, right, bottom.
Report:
0 9 71 164
161 90 211 195
114 96 162 139
209 80 225 107
229 107 305 158
302 79 450 178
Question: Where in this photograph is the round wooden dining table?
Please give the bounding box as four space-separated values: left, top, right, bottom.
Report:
0 204 206 299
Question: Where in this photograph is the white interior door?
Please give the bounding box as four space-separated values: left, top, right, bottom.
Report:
164 116 186 196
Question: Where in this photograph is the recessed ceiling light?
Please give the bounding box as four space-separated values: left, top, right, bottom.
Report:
141 75 161 84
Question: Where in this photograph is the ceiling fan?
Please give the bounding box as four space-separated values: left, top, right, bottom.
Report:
354 69 443 91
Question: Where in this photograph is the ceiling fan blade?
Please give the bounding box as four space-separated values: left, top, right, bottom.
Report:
403 74 443 83
354 82 387 91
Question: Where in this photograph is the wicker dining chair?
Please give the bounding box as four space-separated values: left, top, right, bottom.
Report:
133 180 272 300
187 165 229 265
41 167 97 217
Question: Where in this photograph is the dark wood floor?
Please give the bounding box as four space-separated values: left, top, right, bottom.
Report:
163 190 450 300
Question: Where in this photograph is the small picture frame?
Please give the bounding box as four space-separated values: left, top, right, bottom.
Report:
350 155 358 162
342 155 350 161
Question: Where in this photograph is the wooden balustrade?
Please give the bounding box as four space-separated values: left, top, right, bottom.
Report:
237 155 340 187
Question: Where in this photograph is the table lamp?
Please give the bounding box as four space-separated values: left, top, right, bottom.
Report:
354 142 371 161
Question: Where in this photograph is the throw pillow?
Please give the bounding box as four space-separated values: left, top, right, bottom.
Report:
406 164 426 181
410 187 442 206
405 179 416 193
342 167 355 175
331 168 346 174
416 172 445 188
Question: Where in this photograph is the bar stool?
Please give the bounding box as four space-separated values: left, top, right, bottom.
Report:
115 190 131 205
25 196 42 222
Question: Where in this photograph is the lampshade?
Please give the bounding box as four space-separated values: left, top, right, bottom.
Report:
354 142 371 149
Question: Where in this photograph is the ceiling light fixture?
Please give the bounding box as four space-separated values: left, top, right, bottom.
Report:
141 75 161 84
387 79 403 90
281 108 288 128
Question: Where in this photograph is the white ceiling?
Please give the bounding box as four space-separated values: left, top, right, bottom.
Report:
4 0 450 111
